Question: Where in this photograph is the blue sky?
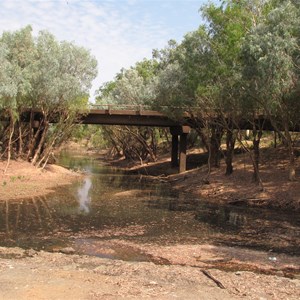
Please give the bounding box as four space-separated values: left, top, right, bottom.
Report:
0 0 217 99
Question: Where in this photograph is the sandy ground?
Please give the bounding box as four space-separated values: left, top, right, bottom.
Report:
0 160 82 200
122 146 300 211
0 247 299 300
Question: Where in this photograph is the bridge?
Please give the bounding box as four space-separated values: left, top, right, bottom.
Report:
22 104 300 174
81 105 191 173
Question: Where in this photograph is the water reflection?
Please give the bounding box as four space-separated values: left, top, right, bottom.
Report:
0 153 299 257
78 177 92 214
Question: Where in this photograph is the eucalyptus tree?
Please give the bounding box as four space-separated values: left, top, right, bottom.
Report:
151 1 253 174
95 60 160 162
241 0 300 181
197 0 269 176
0 26 97 168
0 26 34 170
28 30 97 166
0 41 17 168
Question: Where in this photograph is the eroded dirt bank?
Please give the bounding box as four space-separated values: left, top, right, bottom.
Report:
0 160 82 200
118 147 300 212
0 247 299 300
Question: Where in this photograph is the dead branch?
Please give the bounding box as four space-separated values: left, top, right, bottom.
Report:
201 270 226 289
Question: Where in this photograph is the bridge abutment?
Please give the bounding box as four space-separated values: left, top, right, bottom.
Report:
170 126 191 173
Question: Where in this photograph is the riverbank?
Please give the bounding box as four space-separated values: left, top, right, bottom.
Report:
0 247 299 300
112 146 300 212
0 152 299 299
0 160 82 201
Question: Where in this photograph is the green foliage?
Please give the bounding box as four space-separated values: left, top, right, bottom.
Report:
0 25 98 165
90 0 299 178
241 1 299 113
29 31 97 113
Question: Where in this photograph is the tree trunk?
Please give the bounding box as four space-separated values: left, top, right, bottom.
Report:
195 128 209 152
125 126 157 162
288 147 296 181
284 124 296 181
104 128 122 157
37 138 56 169
273 131 277 148
252 127 263 187
17 121 23 158
31 122 49 165
210 126 223 168
225 130 235 175
4 109 15 174
26 122 42 161
235 130 264 191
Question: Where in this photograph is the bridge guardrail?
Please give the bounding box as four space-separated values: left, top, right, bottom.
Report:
90 104 152 111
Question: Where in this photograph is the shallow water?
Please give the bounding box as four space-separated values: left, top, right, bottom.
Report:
0 152 299 263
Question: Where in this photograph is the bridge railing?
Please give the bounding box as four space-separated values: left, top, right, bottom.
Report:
89 104 208 115
90 104 153 111
89 104 267 117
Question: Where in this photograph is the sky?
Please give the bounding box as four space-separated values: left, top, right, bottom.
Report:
0 0 216 100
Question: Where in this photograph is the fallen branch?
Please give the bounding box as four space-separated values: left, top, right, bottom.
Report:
201 270 226 289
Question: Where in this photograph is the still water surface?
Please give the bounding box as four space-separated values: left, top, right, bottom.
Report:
0 152 299 261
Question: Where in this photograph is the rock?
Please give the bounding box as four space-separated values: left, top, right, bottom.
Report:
59 247 76 255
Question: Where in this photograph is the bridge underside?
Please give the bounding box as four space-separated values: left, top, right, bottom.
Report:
80 109 178 127
80 110 190 173
20 108 300 174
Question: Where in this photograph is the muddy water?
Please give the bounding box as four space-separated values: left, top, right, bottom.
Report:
0 153 299 267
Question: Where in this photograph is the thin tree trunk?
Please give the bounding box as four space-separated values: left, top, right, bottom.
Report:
288 149 296 181
17 121 23 158
31 122 49 165
225 130 235 175
210 126 223 168
252 126 263 184
125 126 157 162
284 123 296 181
38 137 57 169
5 200 9 234
26 125 42 161
4 109 15 174
273 131 277 148
104 128 122 157
235 132 264 191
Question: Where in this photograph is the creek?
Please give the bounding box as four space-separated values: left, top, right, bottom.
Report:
0 152 299 271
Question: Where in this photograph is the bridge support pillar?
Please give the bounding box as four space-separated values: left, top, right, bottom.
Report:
179 133 188 173
170 126 191 173
171 134 179 167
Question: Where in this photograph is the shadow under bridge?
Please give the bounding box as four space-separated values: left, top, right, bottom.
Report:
80 105 190 173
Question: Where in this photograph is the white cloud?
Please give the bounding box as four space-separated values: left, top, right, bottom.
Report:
0 0 201 101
